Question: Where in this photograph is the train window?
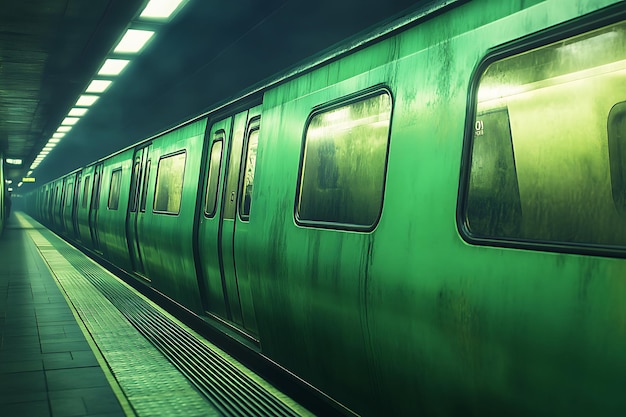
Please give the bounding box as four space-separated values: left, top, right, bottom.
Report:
154 152 186 215
296 90 392 230
204 138 223 217
92 171 101 211
82 176 90 208
463 20 626 250
108 169 122 210
140 160 151 212
240 125 259 220
609 101 626 214
130 161 140 212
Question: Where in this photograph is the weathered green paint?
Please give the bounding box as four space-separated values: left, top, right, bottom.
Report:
25 0 626 415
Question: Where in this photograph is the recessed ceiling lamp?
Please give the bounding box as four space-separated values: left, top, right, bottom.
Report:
68 108 88 117
61 117 80 126
76 95 100 106
114 29 155 54
86 80 113 93
140 0 186 19
98 59 130 76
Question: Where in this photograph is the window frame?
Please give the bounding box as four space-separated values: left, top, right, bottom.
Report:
294 86 394 232
153 150 187 216
107 168 123 211
457 8 626 258
238 118 261 222
204 133 224 218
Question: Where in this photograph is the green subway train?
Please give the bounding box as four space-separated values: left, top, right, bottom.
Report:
25 1 626 415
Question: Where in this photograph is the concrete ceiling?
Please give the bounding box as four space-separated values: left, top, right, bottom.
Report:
1 0 427 188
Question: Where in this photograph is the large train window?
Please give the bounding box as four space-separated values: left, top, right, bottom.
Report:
462 20 626 251
296 89 392 230
204 134 223 217
154 151 186 215
108 169 122 210
240 120 260 221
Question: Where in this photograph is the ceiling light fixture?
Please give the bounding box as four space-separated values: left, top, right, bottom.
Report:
86 80 113 93
140 0 185 20
68 108 88 117
76 95 100 106
61 117 80 126
114 29 155 54
98 59 130 76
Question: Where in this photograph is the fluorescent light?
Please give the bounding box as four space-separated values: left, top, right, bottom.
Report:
86 80 112 93
140 0 185 19
62 117 80 126
6 159 22 165
57 126 72 133
114 29 154 54
17 183 22 187
8 187 13 192
68 108 88 117
48 138 61 144
98 59 130 76
5 179 12 184
76 95 99 106
53 132 66 138
27 171 33 176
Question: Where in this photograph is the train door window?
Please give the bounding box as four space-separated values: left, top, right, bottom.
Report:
240 121 260 220
296 89 392 230
108 169 122 210
462 20 626 250
130 160 141 212
204 136 224 217
82 176 91 208
608 101 626 214
92 171 101 211
154 152 186 215
140 160 151 212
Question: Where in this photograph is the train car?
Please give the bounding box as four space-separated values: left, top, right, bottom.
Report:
26 0 626 415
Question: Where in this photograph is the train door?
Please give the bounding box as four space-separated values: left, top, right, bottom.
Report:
126 144 152 276
89 163 103 253
197 105 261 337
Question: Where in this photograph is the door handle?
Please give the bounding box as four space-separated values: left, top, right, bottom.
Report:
230 191 235 202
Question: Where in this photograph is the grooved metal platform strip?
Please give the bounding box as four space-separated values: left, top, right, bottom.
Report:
16 213 311 417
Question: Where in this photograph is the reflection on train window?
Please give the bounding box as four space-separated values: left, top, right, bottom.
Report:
140 160 151 212
240 127 259 220
108 169 122 210
82 176 90 208
154 152 186 214
204 139 223 217
464 20 626 249
608 101 626 214
297 90 392 229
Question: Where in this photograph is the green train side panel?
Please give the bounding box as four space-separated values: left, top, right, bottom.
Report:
246 0 626 416
140 118 207 312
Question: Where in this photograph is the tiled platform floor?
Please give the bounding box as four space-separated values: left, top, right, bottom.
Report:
0 212 313 417
0 214 128 416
